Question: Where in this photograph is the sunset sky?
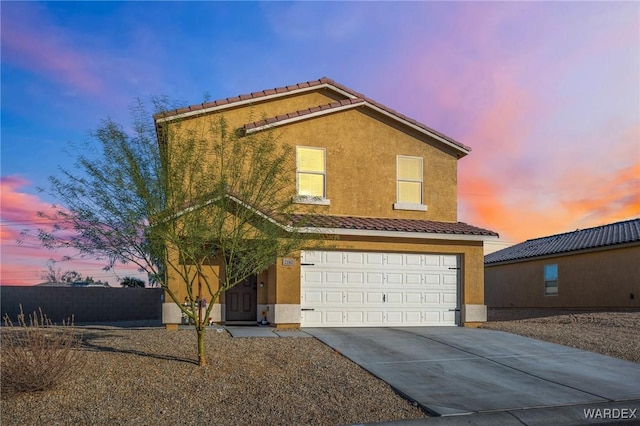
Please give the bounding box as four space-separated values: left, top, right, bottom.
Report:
1 2 639 285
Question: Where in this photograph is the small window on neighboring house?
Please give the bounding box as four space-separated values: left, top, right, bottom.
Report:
295 147 329 204
394 155 427 211
544 264 558 296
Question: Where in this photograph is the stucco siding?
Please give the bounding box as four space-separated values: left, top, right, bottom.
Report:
485 244 640 308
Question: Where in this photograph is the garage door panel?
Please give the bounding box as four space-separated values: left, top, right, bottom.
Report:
386 311 403 323
346 311 364 324
366 292 384 303
300 251 459 327
405 273 422 285
303 291 323 303
325 311 344 324
346 272 364 284
386 253 403 266
423 255 441 267
405 292 422 303
325 251 344 265
423 311 441 324
326 272 343 284
443 311 456 323
443 256 458 267
366 311 384 323
442 293 457 304
387 273 403 285
325 291 343 303
424 274 440 285
366 272 384 285
424 292 440 304
366 253 384 265
386 292 403 304
346 252 365 265
345 292 363 304
304 271 323 283
443 274 458 285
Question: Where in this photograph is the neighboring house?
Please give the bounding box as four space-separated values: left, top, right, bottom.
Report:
485 218 640 309
156 77 498 328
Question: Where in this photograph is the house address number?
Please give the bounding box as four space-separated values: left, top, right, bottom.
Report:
282 258 295 266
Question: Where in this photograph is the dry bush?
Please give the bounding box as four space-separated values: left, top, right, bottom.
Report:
1 306 86 393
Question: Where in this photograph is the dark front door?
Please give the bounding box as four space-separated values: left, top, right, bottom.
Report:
225 274 257 321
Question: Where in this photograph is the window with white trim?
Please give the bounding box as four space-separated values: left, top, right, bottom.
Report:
394 155 426 211
296 147 327 202
544 264 558 296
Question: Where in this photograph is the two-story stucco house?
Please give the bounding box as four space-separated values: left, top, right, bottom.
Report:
156 77 498 328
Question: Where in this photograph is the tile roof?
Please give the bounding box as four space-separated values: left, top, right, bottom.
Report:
485 218 640 265
290 214 498 237
242 98 366 131
154 77 470 153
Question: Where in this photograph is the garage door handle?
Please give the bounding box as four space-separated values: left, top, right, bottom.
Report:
448 308 460 312
383 294 386 303
301 263 315 266
301 308 315 311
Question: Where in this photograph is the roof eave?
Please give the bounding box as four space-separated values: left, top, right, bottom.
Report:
297 227 498 242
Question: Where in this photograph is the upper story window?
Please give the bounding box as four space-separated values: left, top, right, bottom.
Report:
295 146 329 205
394 155 427 211
544 264 558 296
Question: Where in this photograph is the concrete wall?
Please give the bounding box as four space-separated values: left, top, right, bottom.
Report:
1 286 164 324
485 244 640 308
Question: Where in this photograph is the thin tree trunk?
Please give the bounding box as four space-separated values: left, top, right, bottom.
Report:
197 327 206 366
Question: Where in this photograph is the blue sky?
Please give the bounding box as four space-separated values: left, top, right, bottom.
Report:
1 1 639 284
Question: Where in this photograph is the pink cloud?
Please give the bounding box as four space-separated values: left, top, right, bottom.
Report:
0 176 144 286
1 4 104 95
381 2 639 243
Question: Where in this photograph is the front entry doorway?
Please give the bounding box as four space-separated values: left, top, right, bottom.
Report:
225 274 257 321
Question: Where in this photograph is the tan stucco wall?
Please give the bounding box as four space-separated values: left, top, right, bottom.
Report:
163 89 460 221
485 244 640 308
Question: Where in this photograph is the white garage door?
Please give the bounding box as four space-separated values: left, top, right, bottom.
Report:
300 250 460 327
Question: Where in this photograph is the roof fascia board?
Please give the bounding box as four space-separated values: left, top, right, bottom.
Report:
485 240 640 267
155 83 357 124
365 103 470 155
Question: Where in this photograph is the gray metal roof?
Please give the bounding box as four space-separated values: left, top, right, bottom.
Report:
485 218 640 264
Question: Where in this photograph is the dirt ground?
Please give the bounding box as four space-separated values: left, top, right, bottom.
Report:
482 309 640 364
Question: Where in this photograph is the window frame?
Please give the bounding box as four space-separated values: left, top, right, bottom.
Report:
295 146 329 205
394 155 427 211
543 263 558 296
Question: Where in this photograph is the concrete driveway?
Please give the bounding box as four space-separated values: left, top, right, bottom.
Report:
304 327 640 420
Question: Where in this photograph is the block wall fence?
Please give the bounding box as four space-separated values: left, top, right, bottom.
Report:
1 286 163 324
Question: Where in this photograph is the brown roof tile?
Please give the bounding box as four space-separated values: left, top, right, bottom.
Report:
290 214 498 237
154 77 470 152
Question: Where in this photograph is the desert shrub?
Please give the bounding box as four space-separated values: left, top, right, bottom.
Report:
1 306 86 393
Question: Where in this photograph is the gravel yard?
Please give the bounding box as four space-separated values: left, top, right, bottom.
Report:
482 309 640 364
1 324 426 426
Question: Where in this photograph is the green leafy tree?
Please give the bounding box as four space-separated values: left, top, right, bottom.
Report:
30 98 321 366
120 276 145 288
